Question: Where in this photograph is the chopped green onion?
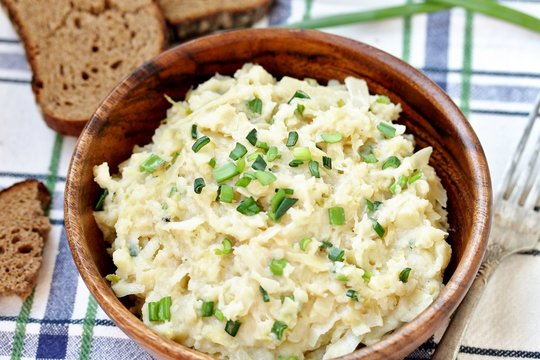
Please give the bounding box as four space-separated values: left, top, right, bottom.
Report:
296 103 305 115
377 122 396 138
192 136 211 152
321 132 343 143
247 152 263 162
256 141 269 151
246 129 257 146
215 238 233 255
399 267 412 283
293 147 311 161
382 156 401 169
129 244 139 257
140 154 166 173
360 146 378 163
299 237 312 251
169 186 177 197
218 184 234 203
236 157 246 173
213 163 239 183
322 156 332 169
376 95 391 104
288 90 310 104
230 143 247 160
191 124 198 139
235 176 252 187
289 159 304 167
269 197 298 222
271 320 288 340
328 207 345 225
389 175 408 194
236 196 261 216
267 146 280 162
148 296 172 322
201 301 214 317
366 199 382 212
171 151 179 164
336 274 349 281
319 240 333 250
372 220 385 238
214 309 225 321
95 189 109 211
283 188 294 194
148 302 158 321
225 319 241 337
194 177 205 194
362 270 372 283
269 258 287 276
255 170 277 185
337 99 346 107
286 131 299 147
346 289 359 301
408 169 422 184
208 157 216 168
270 189 287 213
105 274 120 284
259 286 270 302
251 155 267 171
328 246 345 262
247 97 263 114
308 160 320 178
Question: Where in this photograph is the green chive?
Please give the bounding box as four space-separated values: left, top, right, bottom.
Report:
235 176 252 187
389 175 408 194
287 131 299 147
321 132 343 143
252 155 267 171
372 220 385 237
236 157 246 173
399 267 412 283
194 177 205 194
376 95 391 104
299 237 312 251
382 156 401 169
208 157 216 168
322 156 332 169
377 122 396 138
336 274 349 281
366 199 382 212
213 163 239 183
269 258 287 276
192 136 211 152
148 296 172 322
247 152 263 162
248 97 263 114
201 301 214 317
218 184 234 203
215 238 233 255
255 170 277 185
283 188 294 195
271 320 288 340
288 90 310 104
236 197 261 216
259 286 270 302
293 147 311 161
319 240 333 250
267 146 280 162
308 160 320 178
140 154 166 173
296 103 305 115
256 141 269 151
105 274 120 284
337 99 346 107
230 143 247 160
328 246 345 262
95 189 109 211
362 270 372 283
225 320 241 337
269 197 298 222
191 124 198 139
408 169 422 184
360 146 378 163
148 302 158 321
346 289 359 301
289 159 304 167
270 189 287 213
246 129 257 146
328 207 345 225
214 309 225 321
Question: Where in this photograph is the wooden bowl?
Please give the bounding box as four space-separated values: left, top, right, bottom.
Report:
65 28 492 359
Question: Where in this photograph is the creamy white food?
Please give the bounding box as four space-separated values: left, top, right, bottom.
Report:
94 64 451 360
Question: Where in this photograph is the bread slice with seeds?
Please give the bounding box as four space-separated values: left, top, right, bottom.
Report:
0 180 51 299
0 0 167 136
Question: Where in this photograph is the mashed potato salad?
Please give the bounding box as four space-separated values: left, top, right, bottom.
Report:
94 64 451 360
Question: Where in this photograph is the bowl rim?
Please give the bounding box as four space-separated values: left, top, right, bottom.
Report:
65 28 492 359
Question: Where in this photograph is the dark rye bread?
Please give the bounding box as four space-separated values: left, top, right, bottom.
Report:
158 0 272 39
0 0 167 136
0 180 51 299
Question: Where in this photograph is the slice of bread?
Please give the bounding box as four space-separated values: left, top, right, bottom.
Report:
0 0 167 136
158 0 272 39
0 180 51 299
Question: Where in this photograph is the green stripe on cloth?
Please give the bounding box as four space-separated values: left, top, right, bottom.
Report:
10 133 64 360
304 0 314 21
460 10 474 117
402 0 413 62
79 296 98 360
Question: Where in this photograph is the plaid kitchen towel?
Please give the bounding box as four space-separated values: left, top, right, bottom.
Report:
0 1 539 359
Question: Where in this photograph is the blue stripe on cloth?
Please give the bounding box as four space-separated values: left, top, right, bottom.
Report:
424 11 451 91
36 228 79 359
458 84 540 103
0 317 114 326
89 337 153 359
0 332 38 357
268 0 292 26
0 172 67 182
0 53 28 71
422 67 540 79
0 77 30 84
0 38 20 44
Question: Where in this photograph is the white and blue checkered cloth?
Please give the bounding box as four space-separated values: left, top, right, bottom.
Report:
1 1 539 359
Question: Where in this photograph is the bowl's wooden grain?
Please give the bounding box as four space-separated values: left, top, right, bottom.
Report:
65 28 492 359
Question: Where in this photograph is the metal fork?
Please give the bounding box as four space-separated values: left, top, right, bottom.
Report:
432 94 540 360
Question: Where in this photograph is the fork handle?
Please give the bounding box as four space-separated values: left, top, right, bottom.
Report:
431 261 498 360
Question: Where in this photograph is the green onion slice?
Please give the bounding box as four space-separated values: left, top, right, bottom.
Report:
362 270 372 283
269 258 287 276
321 132 343 143
293 147 312 161
346 289 359 301
194 177 205 194
382 156 401 169
236 197 261 216
308 160 320 178
328 246 345 262
218 184 234 203
201 301 214 317
247 97 263 114
192 136 211 153
215 238 233 255
360 146 378 163
235 176 252 187
246 128 258 146
105 273 119 284
296 104 305 115
271 320 288 340
287 131 299 147
399 267 412 283
376 95 391 104
191 124 198 139
214 309 225 321
208 157 216 168
372 220 385 238
289 159 304 167
236 157 246 173
213 163 239 183
377 122 396 138
322 156 332 169
256 141 269 151
230 143 247 160
269 197 298 222
408 169 422 184
148 296 172 322
288 90 310 104
267 146 280 162
140 154 166 173
251 155 267 171
225 319 241 337
336 274 349 281
299 237 312 251
259 286 270 302
389 175 408 194
255 170 277 185
95 189 109 211
366 199 382 212
319 240 333 250
328 206 345 225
